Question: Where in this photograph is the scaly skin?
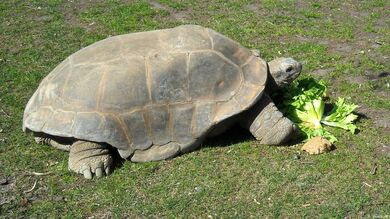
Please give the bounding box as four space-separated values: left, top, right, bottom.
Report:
68 141 113 179
241 94 298 145
35 137 71 151
35 137 113 179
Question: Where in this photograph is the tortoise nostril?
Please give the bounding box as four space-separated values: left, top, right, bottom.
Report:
286 66 293 73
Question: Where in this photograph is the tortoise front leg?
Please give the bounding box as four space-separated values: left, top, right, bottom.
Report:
241 95 298 145
68 141 113 179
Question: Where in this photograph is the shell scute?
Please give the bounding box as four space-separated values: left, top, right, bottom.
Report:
234 83 264 109
149 53 188 104
100 57 149 111
242 57 268 86
160 25 212 52
122 110 152 150
72 37 122 65
189 51 241 101
72 112 128 149
192 102 215 137
42 110 75 137
24 107 53 132
147 105 170 145
208 29 252 66
170 104 194 143
63 64 102 110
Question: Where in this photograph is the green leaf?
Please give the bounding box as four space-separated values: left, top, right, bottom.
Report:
298 124 338 143
291 98 325 129
321 120 357 134
322 97 359 133
278 77 359 143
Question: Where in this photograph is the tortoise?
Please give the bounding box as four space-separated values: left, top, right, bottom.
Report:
23 25 302 179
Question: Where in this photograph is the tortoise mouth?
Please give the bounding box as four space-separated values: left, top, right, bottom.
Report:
285 62 302 82
278 73 299 88
286 72 299 82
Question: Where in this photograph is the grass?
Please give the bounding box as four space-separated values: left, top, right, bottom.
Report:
1 0 389 218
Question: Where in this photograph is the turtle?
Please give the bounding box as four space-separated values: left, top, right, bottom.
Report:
23 25 302 179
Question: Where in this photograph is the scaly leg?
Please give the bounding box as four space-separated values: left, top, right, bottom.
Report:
131 142 181 163
34 135 71 151
68 141 113 179
241 95 298 145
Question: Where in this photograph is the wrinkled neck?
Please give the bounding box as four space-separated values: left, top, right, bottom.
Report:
265 64 280 93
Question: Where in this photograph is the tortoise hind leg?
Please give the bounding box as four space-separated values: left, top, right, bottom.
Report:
241 94 298 145
68 141 113 179
131 142 181 163
34 134 71 151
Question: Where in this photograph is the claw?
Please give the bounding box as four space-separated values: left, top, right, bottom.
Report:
105 166 111 175
69 141 113 179
82 166 92 179
95 167 103 178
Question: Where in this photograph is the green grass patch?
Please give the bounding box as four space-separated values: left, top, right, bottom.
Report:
1 0 389 217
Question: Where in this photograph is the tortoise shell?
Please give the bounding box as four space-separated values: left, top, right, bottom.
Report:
23 25 268 158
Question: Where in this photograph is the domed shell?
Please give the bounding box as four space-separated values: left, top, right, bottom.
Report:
23 25 268 158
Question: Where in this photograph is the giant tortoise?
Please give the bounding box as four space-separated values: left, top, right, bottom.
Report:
23 25 302 179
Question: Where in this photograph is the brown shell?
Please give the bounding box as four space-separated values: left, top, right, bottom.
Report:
23 25 268 158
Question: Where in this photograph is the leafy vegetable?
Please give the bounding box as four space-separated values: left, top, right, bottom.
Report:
294 98 324 129
322 98 358 134
276 77 358 143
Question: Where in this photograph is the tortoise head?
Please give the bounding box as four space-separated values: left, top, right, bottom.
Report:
268 57 302 89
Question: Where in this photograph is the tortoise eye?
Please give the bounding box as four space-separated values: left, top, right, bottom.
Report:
286 66 293 73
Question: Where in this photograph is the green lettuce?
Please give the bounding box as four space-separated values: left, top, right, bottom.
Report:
276 78 358 143
322 98 358 134
294 98 324 129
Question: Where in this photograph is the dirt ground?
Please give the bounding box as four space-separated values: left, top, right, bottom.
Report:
0 0 389 217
